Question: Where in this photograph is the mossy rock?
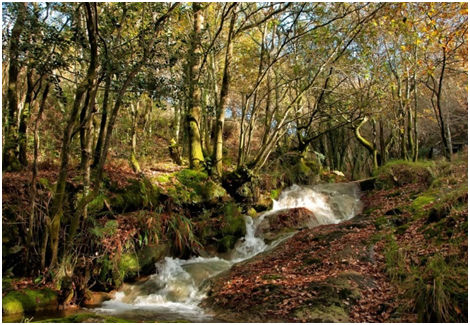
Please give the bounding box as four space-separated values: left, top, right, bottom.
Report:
217 235 237 253
37 313 130 323
374 161 434 190
110 179 160 213
253 194 273 213
294 272 365 322
2 288 59 315
118 243 169 282
221 215 246 237
247 207 258 218
200 180 227 202
166 169 226 204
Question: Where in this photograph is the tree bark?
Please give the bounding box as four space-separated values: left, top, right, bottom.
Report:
26 82 50 273
49 3 98 268
187 2 205 170
212 5 237 178
353 117 382 170
92 72 110 168
3 2 28 171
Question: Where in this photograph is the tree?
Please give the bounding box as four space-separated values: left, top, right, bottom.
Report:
186 2 206 170
3 2 27 171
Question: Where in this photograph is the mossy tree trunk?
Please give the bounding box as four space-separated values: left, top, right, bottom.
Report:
353 117 382 170
187 2 205 170
18 66 34 167
129 102 141 173
3 2 27 172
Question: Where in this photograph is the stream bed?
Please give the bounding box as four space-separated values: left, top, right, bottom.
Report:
3 183 362 323
91 183 362 322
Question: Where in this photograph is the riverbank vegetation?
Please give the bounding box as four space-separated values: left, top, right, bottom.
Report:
2 2 467 322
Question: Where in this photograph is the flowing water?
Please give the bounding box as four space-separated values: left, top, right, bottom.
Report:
89 183 363 322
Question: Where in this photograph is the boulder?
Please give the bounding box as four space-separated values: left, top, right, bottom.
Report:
256 207 319 241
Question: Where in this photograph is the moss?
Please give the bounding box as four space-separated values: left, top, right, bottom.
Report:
294 276 363 322
38 313 130 323
412 195 435 211
217 235 237 253
247 208 257 218
87 194 106 214
395 224 409 235
2 288 59 315
110 179 160 213
374 161 435 190
200 180 227 201
154 174 170 183
295 304 349 323
270 189 281 199
119 253 140 277
176 169 209 188
375 216 389 230
221 215 246 237
2 278 14 291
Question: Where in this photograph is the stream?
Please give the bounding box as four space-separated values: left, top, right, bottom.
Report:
90 183 363 322
2 183 362 323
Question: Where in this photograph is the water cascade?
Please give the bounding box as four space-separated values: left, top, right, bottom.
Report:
93 183 362 322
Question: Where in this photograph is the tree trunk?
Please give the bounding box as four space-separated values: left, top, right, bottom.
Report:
26 82 50 273
212 5 237 178
353 117 382 170
18 67 35 167
434 47 452 161
129 102 141 173
49 3 98 268
92 72 110 168
3 2 27 172
187 2 205 170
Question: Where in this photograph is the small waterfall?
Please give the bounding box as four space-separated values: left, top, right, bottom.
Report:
94 183 362 321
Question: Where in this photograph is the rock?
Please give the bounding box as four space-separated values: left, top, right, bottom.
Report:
2 288 59 315
256 207 318 240
82 291 114 307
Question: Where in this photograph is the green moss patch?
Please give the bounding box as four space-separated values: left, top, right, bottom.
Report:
374 161 435 190
2 288 59 315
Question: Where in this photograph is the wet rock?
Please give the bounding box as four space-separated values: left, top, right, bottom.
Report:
255 207 319 240
82 292 114 307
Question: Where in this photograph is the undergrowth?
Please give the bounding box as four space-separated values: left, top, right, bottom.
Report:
377 151 468 322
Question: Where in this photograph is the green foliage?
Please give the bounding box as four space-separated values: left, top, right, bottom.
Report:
166 214 201 255
217 235 237 253
119 253 140 279
176 168 209 187
406 255 467 322
383 234 408 282
89 220 119 238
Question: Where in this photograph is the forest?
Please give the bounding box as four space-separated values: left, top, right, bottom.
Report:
2 2 468 323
